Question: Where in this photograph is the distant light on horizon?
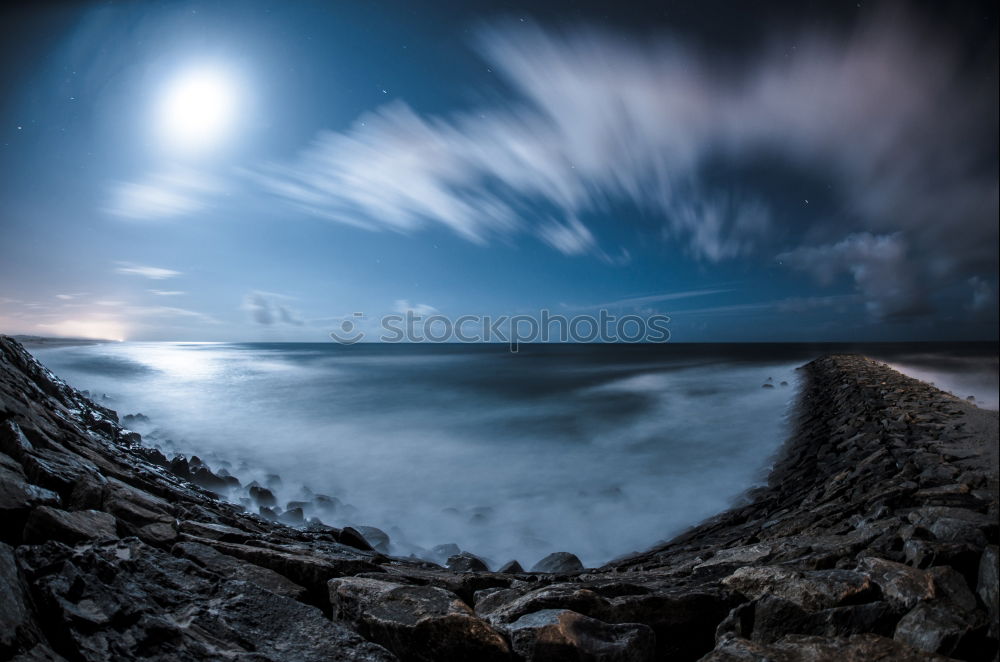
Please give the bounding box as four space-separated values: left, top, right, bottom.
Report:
158 67 241 154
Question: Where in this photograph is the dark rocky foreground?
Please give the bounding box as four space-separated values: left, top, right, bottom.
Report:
1 335 997 662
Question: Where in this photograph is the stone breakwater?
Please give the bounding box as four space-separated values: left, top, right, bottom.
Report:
0 335 997 662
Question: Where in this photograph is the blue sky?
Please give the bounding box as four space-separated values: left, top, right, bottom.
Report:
0 0 997 342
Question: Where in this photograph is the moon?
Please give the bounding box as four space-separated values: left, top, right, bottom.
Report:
158 68 240 153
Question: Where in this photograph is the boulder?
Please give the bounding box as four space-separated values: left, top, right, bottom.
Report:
355 525 391 554
340 526 376 552
894 602 978 657
704 632 951 661
329 576 511 662
22 506 117 545
723 566 876 612
498 560 524 574
857 557 935 609
248 485 277 508
977 546 999 639
505 608 654 662
446 552 489 572
531 551 584 574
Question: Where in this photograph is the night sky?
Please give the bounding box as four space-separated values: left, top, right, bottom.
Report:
1 0 997 342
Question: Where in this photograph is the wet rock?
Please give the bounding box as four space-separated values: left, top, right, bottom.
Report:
329 576 511 662
177 519 250 542
505 608 654 662
172 541 309 601
498 560 524 574
202 539 380 594
446 552 489 572
705 632 950 661
476 583 612 626
749 594 899 643
894 602 979 657
857 557 935 609
189 467 231 494
167 455 191 479
976 545 998 639
531 551 584 574
1 542 40 657
355 525 391 554
428 543 461 564
280 507 305 525
340 526 376 551
0 463 60 544
248 485 277 507
22 506 117 545
723 566 877 612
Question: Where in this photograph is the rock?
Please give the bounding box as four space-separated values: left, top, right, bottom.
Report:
447 552 489 572
0 463 60 544
172 541 309 601
189 467 230 494
280 507 305 525
476 583 613 626
167 455 191 479
498 560 524 574
355 525 391 553
704 632 950 661
329 576 511 662
723 566 876 612
248 485 277 507
927 566 978 613
177 520 251 542
749 594 899 643
762 383 775 389
531 551 584 574
977 545 999 639
340 526 376 551
202 539 380 594
894 602 978 657
1 542 40 657
857 557 935 609
428 543 461 564
22 506 117 545
505 608 654 661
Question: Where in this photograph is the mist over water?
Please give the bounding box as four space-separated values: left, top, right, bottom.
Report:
29 343 823 566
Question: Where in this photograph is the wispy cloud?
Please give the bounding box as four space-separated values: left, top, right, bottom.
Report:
567 288 733 311
148 289 185 296
115 262 182 280
394 299 439 316
252 10 995 318
105 169 225 220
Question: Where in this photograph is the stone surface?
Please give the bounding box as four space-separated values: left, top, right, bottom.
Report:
531 551 585 574
21 506 117 545
505 608 654 661
329 576 510 662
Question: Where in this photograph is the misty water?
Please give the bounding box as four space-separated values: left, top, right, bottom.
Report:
28 342 996 568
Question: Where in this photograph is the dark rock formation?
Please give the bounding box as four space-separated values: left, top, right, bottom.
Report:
0 336 996 661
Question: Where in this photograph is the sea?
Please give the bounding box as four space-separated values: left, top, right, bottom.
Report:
27 341 998 569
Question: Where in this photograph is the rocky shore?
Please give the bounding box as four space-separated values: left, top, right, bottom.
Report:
1 335 997 661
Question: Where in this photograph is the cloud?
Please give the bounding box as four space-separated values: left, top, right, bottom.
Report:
148 289 185 296
252 10 995 320
115 263 182 280
105 169 224 220
124 306 219 323
777 233 930 319
243 292 304 326
568 287 732 311
393 300 439 316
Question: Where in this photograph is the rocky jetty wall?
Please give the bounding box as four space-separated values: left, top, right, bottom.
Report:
0 335 997 661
